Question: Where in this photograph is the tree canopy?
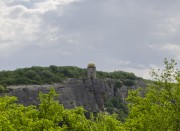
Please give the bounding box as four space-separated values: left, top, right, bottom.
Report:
0 88 125 131
0 66 140 86
124 59 180 130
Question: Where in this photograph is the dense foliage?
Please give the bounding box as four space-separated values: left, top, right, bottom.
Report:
0 65 140 86
105 96 128 122
0 88 125 131
124 59 180 130
105 80 129 122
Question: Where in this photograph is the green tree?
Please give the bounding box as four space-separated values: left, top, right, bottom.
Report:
0 78 15 86
0 85 7 93
124 59 180 131
49 65 59 73
25 70 38 79
0 88 124 130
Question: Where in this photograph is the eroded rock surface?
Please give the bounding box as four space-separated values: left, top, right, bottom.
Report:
3 78 146 112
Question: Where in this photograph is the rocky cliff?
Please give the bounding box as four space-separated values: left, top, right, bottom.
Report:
3 78 146 112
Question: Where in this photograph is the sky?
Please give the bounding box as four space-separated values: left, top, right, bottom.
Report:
0 0 180 79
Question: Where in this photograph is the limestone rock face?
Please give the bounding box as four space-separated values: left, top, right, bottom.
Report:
3 78 146 112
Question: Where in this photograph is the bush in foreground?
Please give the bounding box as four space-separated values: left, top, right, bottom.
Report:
0 88 124 131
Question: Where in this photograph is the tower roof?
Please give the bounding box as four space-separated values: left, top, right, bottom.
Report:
87 63 96 68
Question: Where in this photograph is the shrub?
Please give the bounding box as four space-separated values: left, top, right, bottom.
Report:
0 85 7 93
25 70 37 79
123 79 135 86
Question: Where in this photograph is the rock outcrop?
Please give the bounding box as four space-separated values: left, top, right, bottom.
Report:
3 78 146 112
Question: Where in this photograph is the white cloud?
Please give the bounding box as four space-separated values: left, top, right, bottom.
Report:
152 16 180 38
1 0 180 79
122 67 151 79
161 44 180 60
0 0 79 55
106 58 131 67
162 44 180 51
0 5 41 54
32 0 76 14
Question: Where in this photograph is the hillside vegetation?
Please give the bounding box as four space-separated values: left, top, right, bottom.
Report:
0 65 141 86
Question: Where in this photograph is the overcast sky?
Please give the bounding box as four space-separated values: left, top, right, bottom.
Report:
1 0 180 79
